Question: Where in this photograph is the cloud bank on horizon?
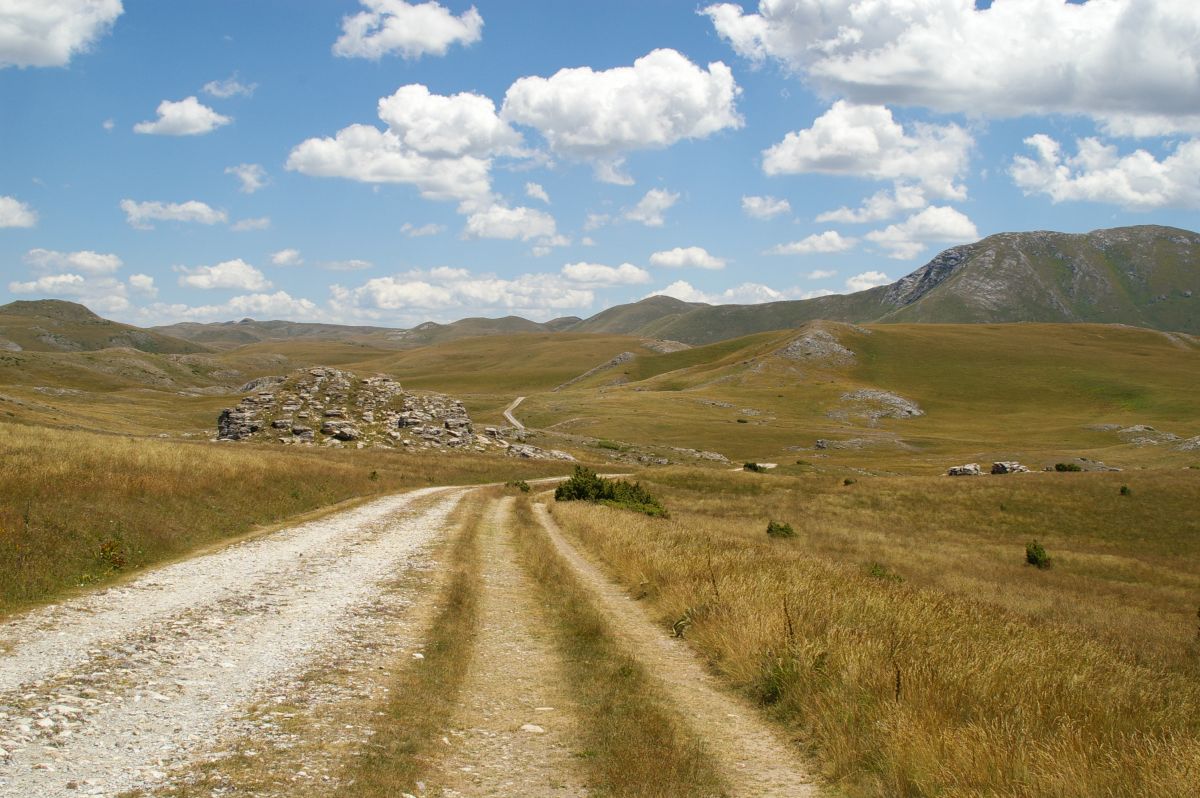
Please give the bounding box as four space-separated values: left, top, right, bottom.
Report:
2 0 1198 325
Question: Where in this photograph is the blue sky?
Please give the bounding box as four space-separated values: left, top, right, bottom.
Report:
2 0 1198 326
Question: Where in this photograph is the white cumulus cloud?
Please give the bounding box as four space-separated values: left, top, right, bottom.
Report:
270 248 303 267
704 0 1200 136
649 246 726 270
866 206 979 260
128 273 156 297
741 195 791 220
844 271 891 292
0 0 123 69
767 231 857 256
134 96 231 136
463 204 558 241
561 262 651 286
816 184 928 224
176 259 271 291
25 248 121 275
502 48 742 182
807 269 836 280
333 0 483 60
763 102 971 200
226 163 267 193
377 84 522 158
0 196 37 228
1011 134 1200 210
120 199 227 229
145 292 320 323
337 268 594 321
287 83 525 207
525 182 550 203
624 188 679 227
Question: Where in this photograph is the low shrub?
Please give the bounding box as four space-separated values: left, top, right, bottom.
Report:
1055 463 1083 472
866 562 904 583
595 439 625 451
843 478 857 486
744 462 766 473
736 418 749 424
1120 485 1132 496
766 520 794 538
554 466 667 517
506 479 531 493
1026 539 1052 569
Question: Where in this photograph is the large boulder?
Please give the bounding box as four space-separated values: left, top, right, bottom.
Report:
991 461 1030 474
947 463 982 476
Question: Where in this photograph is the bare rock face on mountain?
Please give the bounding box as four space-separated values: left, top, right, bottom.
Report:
215 367 502 453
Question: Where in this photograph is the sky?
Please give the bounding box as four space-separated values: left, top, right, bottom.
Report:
1 0 1198 328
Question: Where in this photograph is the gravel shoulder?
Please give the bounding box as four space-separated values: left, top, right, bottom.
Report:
532 503 820 798
0 488 464 797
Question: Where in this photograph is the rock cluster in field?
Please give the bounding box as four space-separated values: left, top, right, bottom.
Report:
831 389 924 424
216 367 512 453
777 328 856 365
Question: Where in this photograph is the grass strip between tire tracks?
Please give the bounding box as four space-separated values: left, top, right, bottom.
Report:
512 496 726 798
335 490 490 798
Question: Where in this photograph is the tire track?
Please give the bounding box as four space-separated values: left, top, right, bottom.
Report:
531 503 820 797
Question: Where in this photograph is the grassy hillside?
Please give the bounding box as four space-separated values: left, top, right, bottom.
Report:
150 318 395 349
520 322 1200 469
0 300 206 354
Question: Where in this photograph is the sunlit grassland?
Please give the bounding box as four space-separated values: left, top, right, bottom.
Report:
0 423 571 615
519 323 1200 468
549 467 1200 797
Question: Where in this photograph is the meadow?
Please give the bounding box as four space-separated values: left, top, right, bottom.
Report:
548 467 1200 797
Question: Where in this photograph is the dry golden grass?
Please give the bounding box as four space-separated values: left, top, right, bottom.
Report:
550 468 1200 797
511 497 725 797
0 422 570 615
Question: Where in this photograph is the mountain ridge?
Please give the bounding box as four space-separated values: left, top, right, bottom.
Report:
10 225 1197 351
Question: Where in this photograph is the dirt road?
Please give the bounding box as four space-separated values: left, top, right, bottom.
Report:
503 396 526 429
0 489 462 797
0 486 819 797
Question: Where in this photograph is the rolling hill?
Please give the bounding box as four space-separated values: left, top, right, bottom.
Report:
134 226 1199 349
0 300 206 354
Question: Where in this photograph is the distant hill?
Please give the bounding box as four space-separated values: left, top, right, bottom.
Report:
569 295 708 335
384 315 556 347
0 300 206 354
570 225 1200 344
150 318 396 349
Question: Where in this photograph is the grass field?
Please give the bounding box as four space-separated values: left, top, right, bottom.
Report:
549 467 1200 797
0 423 572 615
